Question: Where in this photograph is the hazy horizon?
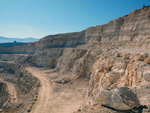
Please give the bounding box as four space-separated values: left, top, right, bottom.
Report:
0 36 40 39
0 0 149 39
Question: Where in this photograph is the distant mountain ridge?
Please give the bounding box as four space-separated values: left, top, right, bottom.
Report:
0 36 39 43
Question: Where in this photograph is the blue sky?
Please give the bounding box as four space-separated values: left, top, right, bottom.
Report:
0 0 149 38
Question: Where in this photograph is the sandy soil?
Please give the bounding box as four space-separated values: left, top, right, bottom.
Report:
26 67 88 113
47 74 88 113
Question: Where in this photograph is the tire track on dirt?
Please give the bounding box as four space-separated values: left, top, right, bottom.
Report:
26 67 51 113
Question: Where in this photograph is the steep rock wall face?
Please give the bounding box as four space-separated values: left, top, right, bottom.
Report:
37 32 86 48
86 51 150 107
28 48 102 78
39 7 150 46
0 43 37 54
34 7 150 48
118 8 150 41
28 48 91 77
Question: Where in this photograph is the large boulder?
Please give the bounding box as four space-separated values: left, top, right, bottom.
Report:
115 87 140 108
96 87 140 110
54 77 71 84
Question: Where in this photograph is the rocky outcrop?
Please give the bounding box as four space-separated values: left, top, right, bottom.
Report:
38 31 86 48
28 48 96 77
86 51 150 111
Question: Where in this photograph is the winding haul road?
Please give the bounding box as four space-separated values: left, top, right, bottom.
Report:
26 66 87 113
26 67 52 113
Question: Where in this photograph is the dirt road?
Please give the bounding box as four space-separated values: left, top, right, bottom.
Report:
26 67 88 113
0 78 19 103
26 67 52 113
